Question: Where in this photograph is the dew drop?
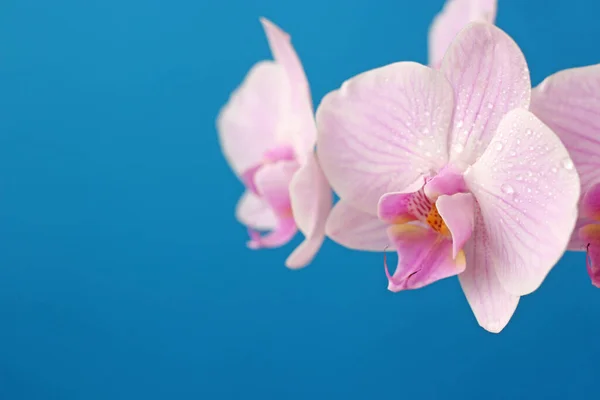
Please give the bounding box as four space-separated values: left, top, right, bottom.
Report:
501 184 514 194
417 139 424 147
454 143 464 153
561 158 574 170
456 120 464 128
494 141 504 151
487 102 494 109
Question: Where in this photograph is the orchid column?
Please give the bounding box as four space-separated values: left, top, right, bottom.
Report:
317 22 580 333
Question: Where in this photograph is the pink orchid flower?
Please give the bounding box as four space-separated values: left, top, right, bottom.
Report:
317 22 580 333
530 66 600 287
217 18 332 269
430 0 600 287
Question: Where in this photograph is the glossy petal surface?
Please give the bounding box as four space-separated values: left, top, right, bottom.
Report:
429 0 497 68
317 62 454 213
465 108 580 295
442 22 530 165
459 208 520 333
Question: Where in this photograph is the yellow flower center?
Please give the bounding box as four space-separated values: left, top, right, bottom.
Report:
426 203 449 235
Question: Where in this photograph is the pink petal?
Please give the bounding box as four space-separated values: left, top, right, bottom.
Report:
247 218 298 249
377 192 417 224
423 164 468 198
428 0 497 69
442 22 530 165
385 224 466 291
285 235 325 270
531 65 600 194
217 61 290 175
436 193 475 258
248 161 299 249
325 200 390 251
240 164 262 195
260 18 317 161
465 108 581 296
286 152 333 269
459 209 519 333
316 62 455 213
580 224 600 287
254 161 298 216
581 182 600 221
242 145 297 194
235 191 277 230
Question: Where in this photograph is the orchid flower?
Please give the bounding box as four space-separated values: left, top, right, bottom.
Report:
217 18 332 269
317 22 580 332
430 0 600 287
530 66 600 287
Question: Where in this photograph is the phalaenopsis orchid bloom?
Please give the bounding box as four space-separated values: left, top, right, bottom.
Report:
317 22 580 332
217 18 332 269
430 0 600 288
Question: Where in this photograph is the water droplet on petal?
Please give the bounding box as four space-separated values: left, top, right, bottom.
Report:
501 184 514 194
551 167 558 173
454 143 464 153
561 158 574 170
494 141 504 151
417 139 424 147
487 102 494 109
456 120 464 128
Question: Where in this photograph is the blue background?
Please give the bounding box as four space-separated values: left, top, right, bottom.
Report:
0 0 598 398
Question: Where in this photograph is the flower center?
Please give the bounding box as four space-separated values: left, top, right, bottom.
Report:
406 188 449 236
426 203 449 235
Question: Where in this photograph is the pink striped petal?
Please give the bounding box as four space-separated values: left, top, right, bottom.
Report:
581 182 600 221
316 62 454 213
465 108 580 296
377 192 417 225
325 200 390 251
428 0 497 69
442 22 530 165
260 18 317 161
531 65 600 194
286 153 333 269
459 209 519 333
385 224 466 291
217 61 290 175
